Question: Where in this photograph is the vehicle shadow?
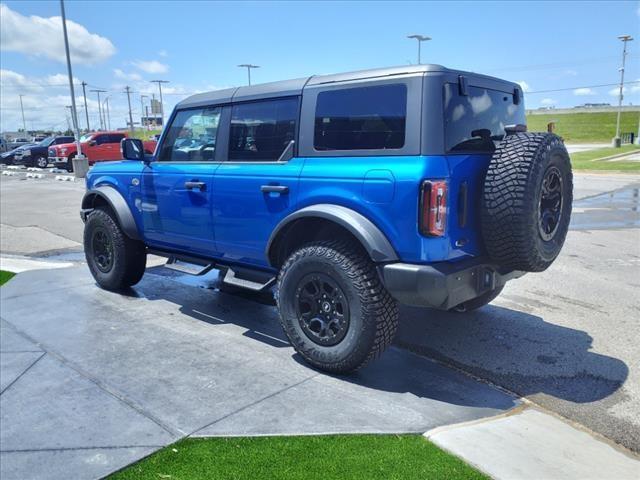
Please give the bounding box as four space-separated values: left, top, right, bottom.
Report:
396 304 629 404
138 266 627 407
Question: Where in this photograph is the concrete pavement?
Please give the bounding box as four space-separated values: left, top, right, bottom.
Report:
0 266 518 479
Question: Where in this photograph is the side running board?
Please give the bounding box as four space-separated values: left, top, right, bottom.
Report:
222 268 276 292
164 257 215 276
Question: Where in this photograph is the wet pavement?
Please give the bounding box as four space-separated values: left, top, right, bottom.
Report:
571 184 640 230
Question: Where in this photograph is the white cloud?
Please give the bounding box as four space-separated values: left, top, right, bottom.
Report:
517 81 531 93
114 69 142 82
0 4 115 65
131 60 169 74
609 87 624 96
573 88 595 96
158 50 168 57
540 98 557 106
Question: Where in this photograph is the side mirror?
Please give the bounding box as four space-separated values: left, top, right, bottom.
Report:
121 138 144 161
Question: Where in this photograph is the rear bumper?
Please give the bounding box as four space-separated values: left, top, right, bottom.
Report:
380 257 524 310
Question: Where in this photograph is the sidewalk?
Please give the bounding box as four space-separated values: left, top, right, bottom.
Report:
426 406 639 480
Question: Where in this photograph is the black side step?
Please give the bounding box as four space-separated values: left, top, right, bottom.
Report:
222 268 276 292
164 257 215 276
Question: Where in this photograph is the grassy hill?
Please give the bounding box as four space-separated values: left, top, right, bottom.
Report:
526 111 638 143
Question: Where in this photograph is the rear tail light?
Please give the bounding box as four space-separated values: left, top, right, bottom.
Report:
419 180 447 236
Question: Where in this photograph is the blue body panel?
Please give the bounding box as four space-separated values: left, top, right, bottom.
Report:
86 152 492 269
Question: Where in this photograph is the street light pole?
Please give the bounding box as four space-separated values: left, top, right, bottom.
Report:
613 34 634 147
103 96 111 130
90 89 107 130
81 81 90 132
125 86 135 134
18 94 27 133
140 94 148 128
150 80 169 126
238 64 260 86
60 0 83 162
407 34 431 64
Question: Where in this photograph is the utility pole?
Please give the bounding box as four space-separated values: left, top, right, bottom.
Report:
237 64 259 85
81 81 90 132
150 80 169 126
104 96 111 130
90 89 107 130
125 86 134 134
60 0 83 161
18 94 26 132
613 34 634 147
407 34 431 64
140 94 148 128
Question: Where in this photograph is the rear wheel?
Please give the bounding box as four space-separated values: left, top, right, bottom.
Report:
84 207 146 290
34 155 48 168
277 240 398 373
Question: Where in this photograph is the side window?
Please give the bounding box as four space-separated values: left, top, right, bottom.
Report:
94 135 108 145
109 134 125 144
314 84 407 151
158 107 221 162
228 97 298 162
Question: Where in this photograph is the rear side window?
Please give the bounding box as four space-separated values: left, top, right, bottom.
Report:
229 97 298 162
444 83 525 153
108 134 126 144
314 84 407 151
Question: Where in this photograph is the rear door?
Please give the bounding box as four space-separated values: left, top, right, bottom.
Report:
212 97 302 266
140 106 222 255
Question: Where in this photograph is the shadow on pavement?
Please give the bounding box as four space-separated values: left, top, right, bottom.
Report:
396 304 628 404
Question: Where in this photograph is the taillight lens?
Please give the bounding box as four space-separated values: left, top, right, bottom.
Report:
420 180 447 236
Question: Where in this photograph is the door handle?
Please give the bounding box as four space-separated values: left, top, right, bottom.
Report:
260 185 289 194
185 181 206 191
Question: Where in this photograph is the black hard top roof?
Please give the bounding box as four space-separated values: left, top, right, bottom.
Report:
176 64 517 109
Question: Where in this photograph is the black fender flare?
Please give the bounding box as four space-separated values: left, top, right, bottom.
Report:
266 204 399 265
81 185 141 240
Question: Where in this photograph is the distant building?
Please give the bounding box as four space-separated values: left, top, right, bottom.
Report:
575 103 611 108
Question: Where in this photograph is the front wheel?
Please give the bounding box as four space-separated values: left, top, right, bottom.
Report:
65 154 75 172
84 207 146 290
276 240 399 373
34 156 48 169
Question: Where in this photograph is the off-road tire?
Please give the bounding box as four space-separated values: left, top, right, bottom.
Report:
84 207 146 290
481 132 572 272
276 240 399 373
450 285 504 313
65 153 75 172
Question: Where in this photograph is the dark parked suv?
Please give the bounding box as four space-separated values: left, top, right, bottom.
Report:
80 64 572 373
13 136 75 168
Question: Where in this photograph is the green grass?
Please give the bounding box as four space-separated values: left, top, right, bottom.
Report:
570 145 640 171
108 435 488 480
526 111 638 143
129 128 162 141
0 270 15 286
527 112 640 143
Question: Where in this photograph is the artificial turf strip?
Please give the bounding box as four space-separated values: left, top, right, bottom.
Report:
109 435 488 480
0 270 15 286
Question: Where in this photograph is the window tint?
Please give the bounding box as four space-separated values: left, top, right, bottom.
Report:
158 107 221 162
229 98 298 162
95 135 108 145
314 84 407 151
444 83 526 153
108 134 125 144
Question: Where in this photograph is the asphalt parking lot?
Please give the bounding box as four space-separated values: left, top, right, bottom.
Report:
0 168 639 477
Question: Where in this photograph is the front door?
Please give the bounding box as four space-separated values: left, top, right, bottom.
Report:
213 97 302 267
140 106 222 256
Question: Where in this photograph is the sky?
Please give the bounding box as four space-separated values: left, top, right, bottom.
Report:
1 0 639 132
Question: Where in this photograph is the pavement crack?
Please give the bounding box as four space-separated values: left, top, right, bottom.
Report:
190 373 320 436
0 352 46 395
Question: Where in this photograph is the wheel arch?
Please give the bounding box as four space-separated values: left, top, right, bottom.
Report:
266 204 399 268
81 185 141 240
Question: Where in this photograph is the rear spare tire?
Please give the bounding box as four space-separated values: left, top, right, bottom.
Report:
481 132 572 272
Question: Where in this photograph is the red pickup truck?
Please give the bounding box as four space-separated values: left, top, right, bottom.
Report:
48 131 157 172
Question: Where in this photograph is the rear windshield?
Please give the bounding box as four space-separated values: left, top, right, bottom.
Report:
444 83 525 153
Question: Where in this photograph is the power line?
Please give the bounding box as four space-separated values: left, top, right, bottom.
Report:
527 80 640 94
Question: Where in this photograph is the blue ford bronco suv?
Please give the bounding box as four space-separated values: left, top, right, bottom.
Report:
81 65 572 373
